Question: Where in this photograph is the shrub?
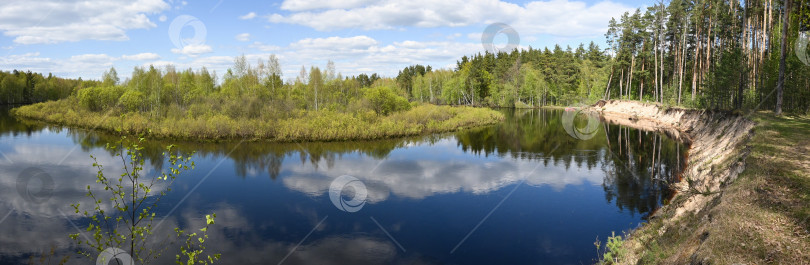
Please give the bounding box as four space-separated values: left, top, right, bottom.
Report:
118 89 144 112
599 232 627 264
187 102 211 118
78 86 125 111
77 87 99 111
363 86 411 115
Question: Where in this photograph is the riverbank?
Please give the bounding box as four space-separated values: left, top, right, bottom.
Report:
588 100 810 264
11 100 504 142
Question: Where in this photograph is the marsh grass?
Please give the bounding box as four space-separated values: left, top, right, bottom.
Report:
12 99 504 142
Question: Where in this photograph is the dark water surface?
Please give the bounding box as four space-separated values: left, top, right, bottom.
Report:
0 107 687 265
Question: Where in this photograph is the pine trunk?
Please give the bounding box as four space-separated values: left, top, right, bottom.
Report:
775 0 789 115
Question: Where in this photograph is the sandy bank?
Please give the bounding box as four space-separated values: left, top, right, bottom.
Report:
587 100 756 263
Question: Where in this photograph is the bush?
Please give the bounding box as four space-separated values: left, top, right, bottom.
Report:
78 86 125 111
118 89 144 112
363 86 411 115
77 87 99 111
599 232 627 264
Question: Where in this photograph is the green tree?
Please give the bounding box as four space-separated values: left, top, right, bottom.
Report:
363 86 411 115
102 67 119 86
70 138 219 264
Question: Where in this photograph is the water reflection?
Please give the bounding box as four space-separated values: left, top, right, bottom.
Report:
0 134 149 264
0 107 686 264
0 106 44 138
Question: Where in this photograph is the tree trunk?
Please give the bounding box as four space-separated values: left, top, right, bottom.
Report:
605 67 614 100
738 0 748 110
619 68 624 99
704 11 713 95
628 56 636 99
654 37 659 102
640 59 645 100
764 0 773 64
659 1 666 103
314 83 319 111
692 25 701 101
679 19 688 105
429 76 434 103
775 0 789 115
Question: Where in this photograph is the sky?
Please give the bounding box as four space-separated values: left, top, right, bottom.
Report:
0 0 651 81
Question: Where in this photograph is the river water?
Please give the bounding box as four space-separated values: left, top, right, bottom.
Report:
0 107 686 264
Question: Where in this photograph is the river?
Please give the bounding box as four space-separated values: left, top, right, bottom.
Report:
0 107 686 264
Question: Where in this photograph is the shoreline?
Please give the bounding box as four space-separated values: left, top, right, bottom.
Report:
586 100 757 264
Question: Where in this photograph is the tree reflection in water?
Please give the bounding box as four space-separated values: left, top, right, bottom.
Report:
454 109 687 218
51 108 687 218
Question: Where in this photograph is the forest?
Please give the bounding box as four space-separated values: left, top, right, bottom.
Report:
394 0 810 114
0 70 94 104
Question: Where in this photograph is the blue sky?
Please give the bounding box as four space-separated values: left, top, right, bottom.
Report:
0 0 651 81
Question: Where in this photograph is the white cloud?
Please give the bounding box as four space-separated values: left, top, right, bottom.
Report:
0 53 56 74
235 33 251 42
239 12 257 20
268 0 632 37
293 35 378 50
511 0 632 37
0 52 118 78
0 34 482 82
143 35 479 83
64 54 118 76
121 52 161 61
260 35 483 77
170 44 213 56
69 53 115 63
280 0 380 11
249 41 281 51
144 56 235 74
131 35 476 80
159 14 168 22
0 0 170 44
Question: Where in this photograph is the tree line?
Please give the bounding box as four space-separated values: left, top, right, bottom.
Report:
396 43 609 107
0 70 94 105
603 0 809 113
66 55 398 119
393 0 809 114
6 0 809 115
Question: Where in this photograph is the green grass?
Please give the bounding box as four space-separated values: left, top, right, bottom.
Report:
12 99 504 142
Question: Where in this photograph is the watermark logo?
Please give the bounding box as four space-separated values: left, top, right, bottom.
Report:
329 175 367 213
796 31 810 66
168 15 207 50
96 247 134 265
481 23 520 54
562 107 600 140
16 167 54 204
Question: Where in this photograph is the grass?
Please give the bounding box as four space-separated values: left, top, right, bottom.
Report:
618 112 810 264
12 99 504 142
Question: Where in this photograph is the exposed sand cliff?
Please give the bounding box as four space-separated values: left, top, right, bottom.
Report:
587 100 756 263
